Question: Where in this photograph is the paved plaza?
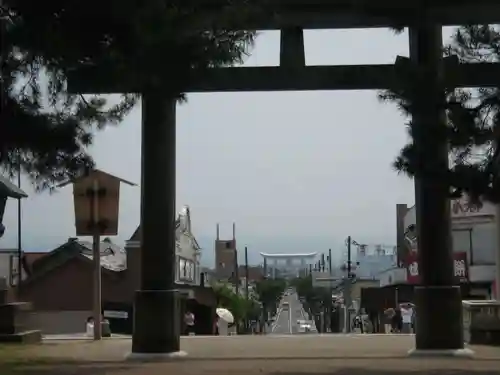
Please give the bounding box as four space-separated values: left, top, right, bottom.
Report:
26 292 500 374
36 334 500 361
8 288 500 375
3 335 500 375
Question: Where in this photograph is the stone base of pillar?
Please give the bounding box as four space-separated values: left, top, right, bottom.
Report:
0 288 41 344
132 289 181 354
414 285 463 350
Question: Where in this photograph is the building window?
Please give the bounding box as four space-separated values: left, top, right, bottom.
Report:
178 258 194 282
225 241 232 249
189 262 195 281
179 258 186 279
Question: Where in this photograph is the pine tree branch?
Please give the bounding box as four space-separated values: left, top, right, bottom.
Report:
380 25 500 203
1 0 259 189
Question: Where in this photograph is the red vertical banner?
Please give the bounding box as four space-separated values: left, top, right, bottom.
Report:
405 251 468 284
406 252 420 284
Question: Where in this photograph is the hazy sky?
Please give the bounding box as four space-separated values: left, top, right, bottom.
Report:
2 28 456 265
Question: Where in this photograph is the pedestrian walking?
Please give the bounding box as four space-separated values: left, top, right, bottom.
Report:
383 308 394 333
391 307 403 333
184 311 195 336
401 306 412 333
213 316 220 335
411 307 417 333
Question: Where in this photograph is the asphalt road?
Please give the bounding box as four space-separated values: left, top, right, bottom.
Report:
271 289 314 334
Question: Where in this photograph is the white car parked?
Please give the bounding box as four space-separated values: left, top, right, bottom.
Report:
297 320 312 333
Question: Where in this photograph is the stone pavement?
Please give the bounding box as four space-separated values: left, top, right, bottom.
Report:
38 334 500 361
5 335 500 374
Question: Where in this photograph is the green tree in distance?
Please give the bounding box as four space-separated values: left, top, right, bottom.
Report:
290 275 313 300
213 282 259 325
380 25 500 203
2 0 258 189
290 275 330 313
254 278 286 316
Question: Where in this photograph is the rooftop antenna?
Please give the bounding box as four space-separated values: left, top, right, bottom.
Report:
185 205 191 231
216 223 220 240
232 222 236 240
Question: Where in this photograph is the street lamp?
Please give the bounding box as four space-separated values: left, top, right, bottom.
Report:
59 169 135 340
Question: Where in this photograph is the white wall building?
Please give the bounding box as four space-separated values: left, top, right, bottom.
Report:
125 205 202 287
351 245 397 280
389 196 498 298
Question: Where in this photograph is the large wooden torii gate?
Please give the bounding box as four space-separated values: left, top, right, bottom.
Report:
69 0 500 357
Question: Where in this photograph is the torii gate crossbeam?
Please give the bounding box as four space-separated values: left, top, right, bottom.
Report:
70 62 500 93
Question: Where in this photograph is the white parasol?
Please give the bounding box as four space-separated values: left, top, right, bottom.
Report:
216 308 234 324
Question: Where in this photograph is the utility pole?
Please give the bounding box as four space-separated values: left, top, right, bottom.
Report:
345 236 353 333
245 247 249 299
328 248 333 333
328 249 332 274
245 246 250 332
16 156 22 297
234 249 239 295
261 256 267 332
233 249 240 333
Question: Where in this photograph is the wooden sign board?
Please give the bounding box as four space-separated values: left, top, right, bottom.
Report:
66 170 135 236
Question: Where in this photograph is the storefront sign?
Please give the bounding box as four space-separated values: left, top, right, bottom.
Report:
450 196 495 220
103 310 128 319
451 198 483 216
406 251 468 284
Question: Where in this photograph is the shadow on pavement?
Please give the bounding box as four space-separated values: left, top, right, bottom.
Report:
3 358 500 375
0 363 133 375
